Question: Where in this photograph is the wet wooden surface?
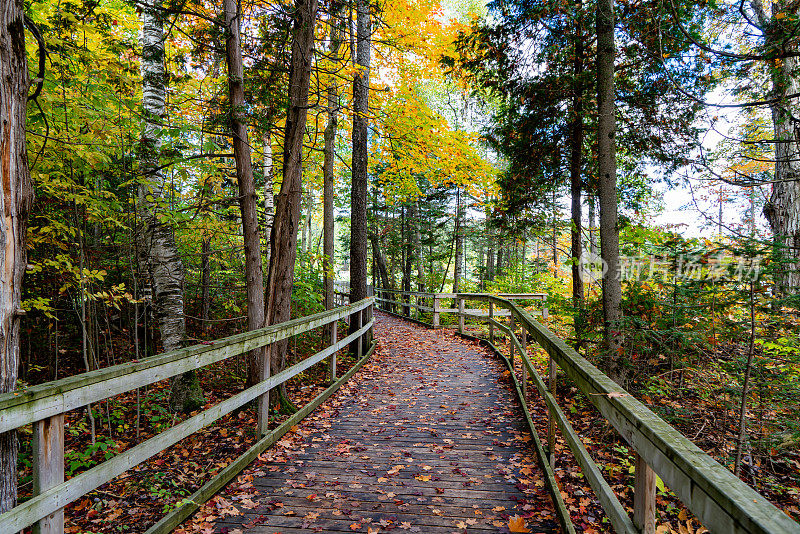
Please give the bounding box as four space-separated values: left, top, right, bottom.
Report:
212 312 557 533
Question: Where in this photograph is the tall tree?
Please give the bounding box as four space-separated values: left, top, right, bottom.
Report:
453 188 463 293
224 0 266 389
265 0 319 409
139 0 202 411
596 0 624 382
350 0 372 343
323 3 343 347
751 1 800 291
569 2 586 350
0 0 34 511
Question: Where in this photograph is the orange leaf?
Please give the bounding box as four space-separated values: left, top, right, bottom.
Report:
508 515 531 533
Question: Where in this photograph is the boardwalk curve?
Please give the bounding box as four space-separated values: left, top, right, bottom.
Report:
213 312 558 533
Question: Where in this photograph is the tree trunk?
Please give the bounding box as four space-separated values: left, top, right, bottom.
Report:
570 8 585 350
323 4 342 343
265 0 318 410
0 0 34 511
596 0 625 383
486 236 495 282
588 193 597 255
413 202 423 294
453 188 463 293
496 245 504 277
263 132 275 265
200 236 211 332
402 206 412 315
370 234 391 303
760 7 800 292
224 0 266 389
139 0 202 412
734 282 757 477
552 185 558 276
349 0 372 346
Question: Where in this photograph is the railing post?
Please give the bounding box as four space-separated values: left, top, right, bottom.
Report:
433 295 440 327
489 301 494 345
257 346 271 436
370 299 375 340
547 356 557 468
508 311 515 367
356 308 363 358
520 324 527 398
458 296 465 334
634 453 657 534
33 414 64 534
329 317 338 382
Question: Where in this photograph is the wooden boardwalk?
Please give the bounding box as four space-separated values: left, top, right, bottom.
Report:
213 312 558 533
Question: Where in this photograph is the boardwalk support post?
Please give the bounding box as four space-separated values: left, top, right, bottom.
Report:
33 414 64 534
457 296 465 334
489 301 494 344
433 295 440 328
547 355 557 468
520 324 527 398
329 320 338 382
356 309 363 358
258 347 271 436
634 453 656 534
509 313 515 367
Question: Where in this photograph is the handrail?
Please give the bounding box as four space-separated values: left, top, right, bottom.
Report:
374 288 549 325
383 289 799 534
1 298 375 534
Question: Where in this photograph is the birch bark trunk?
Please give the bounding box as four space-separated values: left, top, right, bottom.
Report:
139 0 202 411
0 0 34 511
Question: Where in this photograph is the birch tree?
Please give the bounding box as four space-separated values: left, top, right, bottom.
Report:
139 0 203 411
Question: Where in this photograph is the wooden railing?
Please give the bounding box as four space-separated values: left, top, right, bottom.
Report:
374 288 549 325
381 290 800 534
0 298 375 534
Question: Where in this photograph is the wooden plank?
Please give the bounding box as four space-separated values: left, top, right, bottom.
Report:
33 414 64 534
459 331 576 534
0 298 373 434
144 341 378 534
0 321 373 533
504 300 800 534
